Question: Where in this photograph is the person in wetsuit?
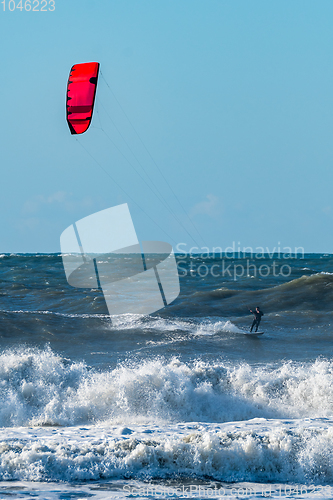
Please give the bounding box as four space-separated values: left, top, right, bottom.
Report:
249 306 264 332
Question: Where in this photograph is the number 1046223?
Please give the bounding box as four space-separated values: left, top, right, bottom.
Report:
1 0 55 11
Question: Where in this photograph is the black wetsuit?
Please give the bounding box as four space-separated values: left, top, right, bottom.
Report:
250 309 263 332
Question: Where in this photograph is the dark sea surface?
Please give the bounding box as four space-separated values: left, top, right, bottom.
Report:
1 253 333 499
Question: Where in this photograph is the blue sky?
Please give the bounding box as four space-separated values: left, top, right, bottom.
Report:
1 0 333 253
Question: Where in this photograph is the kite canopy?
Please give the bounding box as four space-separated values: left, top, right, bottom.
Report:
66 62 100 135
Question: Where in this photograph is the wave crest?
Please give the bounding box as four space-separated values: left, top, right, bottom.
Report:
1 348 333 427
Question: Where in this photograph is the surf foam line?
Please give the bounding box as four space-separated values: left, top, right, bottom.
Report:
0 311 242 334
109 315 243 335
1 348 333 427
0 419 333 483
0 309 110 319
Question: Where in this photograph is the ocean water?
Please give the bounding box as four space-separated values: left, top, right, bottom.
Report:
1 253 333 499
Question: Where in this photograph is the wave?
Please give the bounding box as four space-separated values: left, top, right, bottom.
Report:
1 347 333 428
180 273 333 316
0 310 241 339
1 419 333 483
0 309 109 319
110 315 243 335
1 251 333 318
263 273 333 311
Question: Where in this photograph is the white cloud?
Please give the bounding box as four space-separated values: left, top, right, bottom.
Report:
190 194 221 218
22 191 94 215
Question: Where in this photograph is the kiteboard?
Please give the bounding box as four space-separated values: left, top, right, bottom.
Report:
243 331 264 336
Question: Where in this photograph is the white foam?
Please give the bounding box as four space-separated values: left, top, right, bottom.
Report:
0 309 109 319
110 315 244 336
1 348 333 429
0 418 333 484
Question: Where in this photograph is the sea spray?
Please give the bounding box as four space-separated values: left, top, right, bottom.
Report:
1 347 333 427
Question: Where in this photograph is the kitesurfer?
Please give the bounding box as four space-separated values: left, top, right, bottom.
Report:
249 306 263 332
